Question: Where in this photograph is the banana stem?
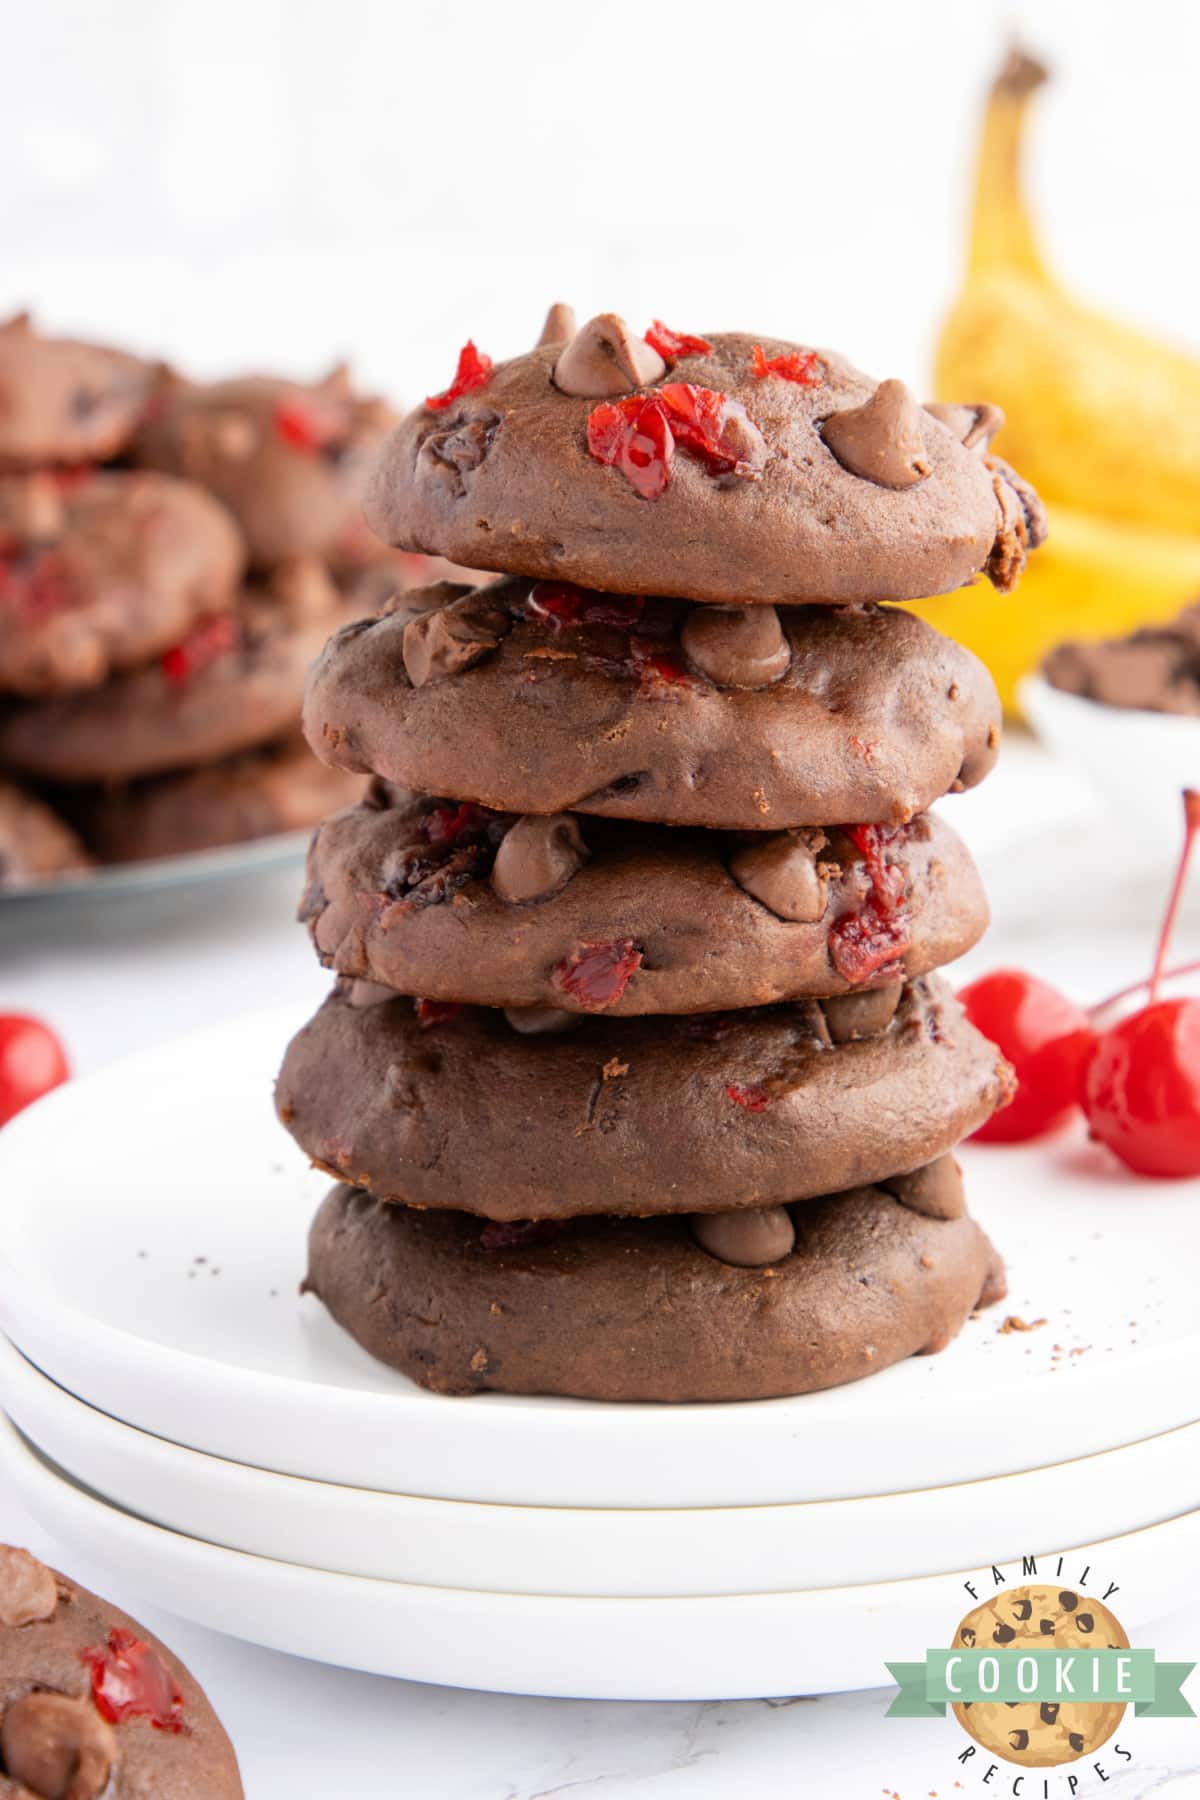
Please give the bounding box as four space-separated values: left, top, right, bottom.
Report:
967 47 1053 287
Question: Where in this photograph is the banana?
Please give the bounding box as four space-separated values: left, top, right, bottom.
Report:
909 504 1200 713
924 48 1200 711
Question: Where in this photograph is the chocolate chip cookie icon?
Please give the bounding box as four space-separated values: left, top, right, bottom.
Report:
952 1585 1129 1767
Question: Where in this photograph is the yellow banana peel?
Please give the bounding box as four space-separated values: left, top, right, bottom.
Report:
931 49 1200 709
909 505 1200 714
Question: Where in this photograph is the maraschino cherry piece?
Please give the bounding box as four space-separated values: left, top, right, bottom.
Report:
81 1629 186 1734
645 321 713 361
527 582 645 631
273 399 331 452
420 802 491 847
959 970 1092 1143
587 395 674 499
425 341 493 413
751 345 822 387
0 1014 69 1128
0 550 73 621
726 1082 769 1112
160 614 238 683
1084 788 1200 1177
828 824 912 985
414 998 462 1029
553 940 642 1009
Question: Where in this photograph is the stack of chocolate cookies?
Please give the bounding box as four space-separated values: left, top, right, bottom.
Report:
0 312 423 883
278 309 1045 1403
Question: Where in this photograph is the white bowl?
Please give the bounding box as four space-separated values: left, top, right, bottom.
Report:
1020 672 1200 870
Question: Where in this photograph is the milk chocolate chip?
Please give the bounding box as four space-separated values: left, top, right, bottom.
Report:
0 1546 58 1627
728 830 831 923
822 379 930 490
491 813 589 903
881 1155 965 1220
924 400 1005 454
347 978 396 1009
553 314 666 398
536 302 577 348
680 605 790 689
822 983 902 1043
402 594 509 687
691 1206 796 1268
1 1692 116 1800
503 1005 582 1035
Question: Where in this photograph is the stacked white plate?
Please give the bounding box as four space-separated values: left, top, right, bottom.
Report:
0 1007 1198 1700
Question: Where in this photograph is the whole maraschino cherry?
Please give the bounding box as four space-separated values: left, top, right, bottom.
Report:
0 1013 69 1128
1084 789 1200 1177
960 788 1200 1175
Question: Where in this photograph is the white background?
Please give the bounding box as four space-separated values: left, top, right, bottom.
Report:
3 2 1200 1793
3 0 1198 401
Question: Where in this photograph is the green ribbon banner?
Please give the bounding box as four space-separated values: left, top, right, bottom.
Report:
885 1649 1195 1719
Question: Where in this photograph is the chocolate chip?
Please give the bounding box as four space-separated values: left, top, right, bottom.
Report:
680 605 791 689
553 314 666 397
1009 1729 1029 1751
923 400 1004 454
1059 1591 1078 1611
823 983 902 1045
1069 1733 1085 1753
821 380 930 489
536 302 577 348
880 1154 965 1221
993 1622 1016 1644
420 410 501 496
491 813 589 904
1040 1702 1059 1724
1 1691 116 1800
1039 1618 1055 1635
1012 1598 1033 1621
0 1546 59 1626
728 829 830 922
402 595 509 687
690 1206 796 1269
503 1006 582 1036
1076 1612 1094 1633
960 1627 977 1646
347 979 397 1009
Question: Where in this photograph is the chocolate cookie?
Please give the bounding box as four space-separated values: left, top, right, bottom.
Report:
0 778 92 887
303 579 1001 829
0 1543 243 1797
82 737 364 864
364 317 1045 604
0 312 159 472
1044 602 1200 715
952 1585 1129 1768
276 976 1013 1220
135 365 396 570
0 560 346 782
0 471 243 697
304 1180 1005 1401
302 790 987 1013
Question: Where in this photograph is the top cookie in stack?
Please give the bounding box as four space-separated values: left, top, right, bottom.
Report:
281 307 1042 1404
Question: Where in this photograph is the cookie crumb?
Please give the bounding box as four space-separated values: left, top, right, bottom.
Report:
602 1057 629 1080
998 1314 1047 1334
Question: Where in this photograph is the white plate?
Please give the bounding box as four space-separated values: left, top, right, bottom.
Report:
6 1333 1200 1599
0 829 308 912
0 1005 1196 1510
3 1413 1197 1702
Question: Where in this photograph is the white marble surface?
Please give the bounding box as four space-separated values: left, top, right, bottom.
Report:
1 743 1199 1795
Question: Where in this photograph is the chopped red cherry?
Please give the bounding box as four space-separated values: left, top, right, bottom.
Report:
425 341 493 412
727 1081 770 1111
160 614 238 683
1083 788 1200 1177
81 1629 186 1734
553 939 642 1009
421 801 491 846
586 384 754 499
828 824 911 985
0 549 73 620
958 970 1093 1143
273 399 333 451
527 583 645 630
751 345 822 386
414 998 462 1029
629 637 694 688
645 321 713 361
0 1014 69 1128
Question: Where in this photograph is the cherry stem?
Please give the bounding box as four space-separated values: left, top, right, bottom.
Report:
1091 955 1200 1018
1149 789 1200 1005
